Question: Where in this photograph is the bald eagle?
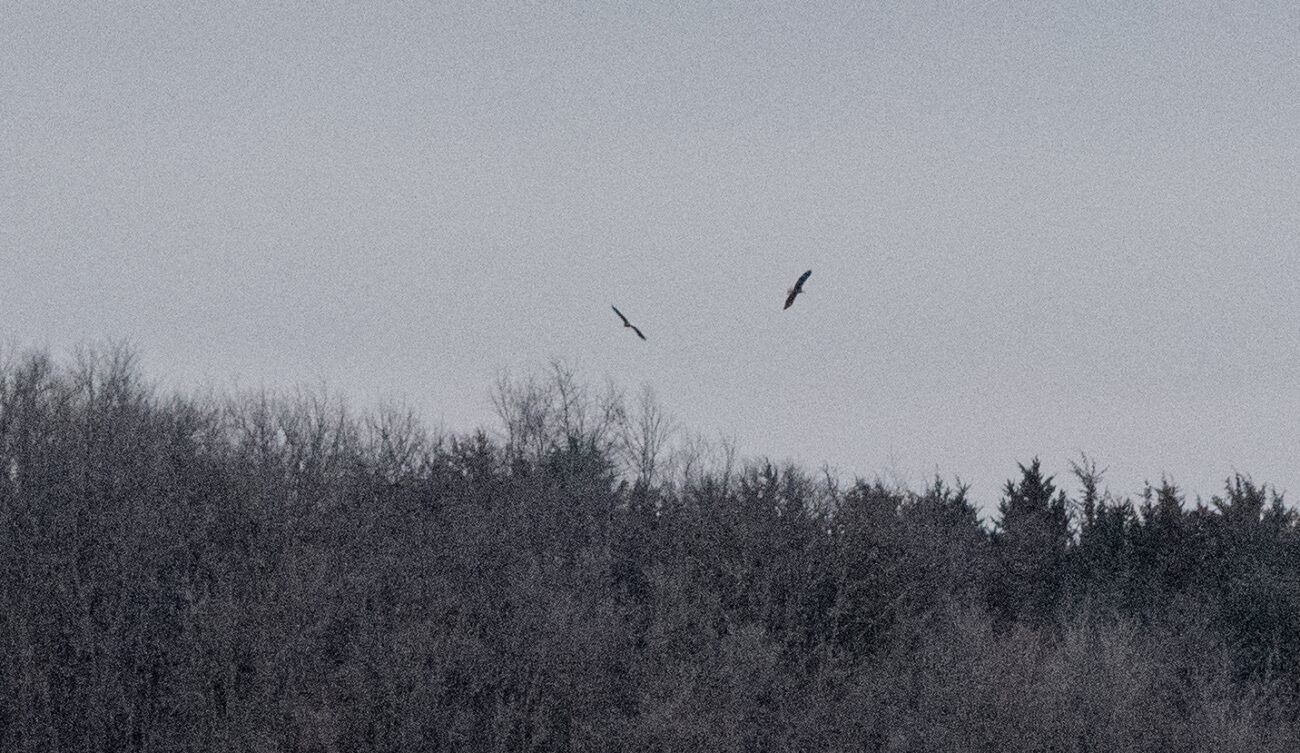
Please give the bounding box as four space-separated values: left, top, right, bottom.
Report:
611 306 646 340
784 269 812 310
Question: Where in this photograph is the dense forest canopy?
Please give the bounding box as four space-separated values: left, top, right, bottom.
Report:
1 346 1298 751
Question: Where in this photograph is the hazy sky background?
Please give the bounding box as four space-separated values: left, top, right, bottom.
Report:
4 2 1298 508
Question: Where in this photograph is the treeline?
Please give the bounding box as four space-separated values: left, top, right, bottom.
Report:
1 347 1298 751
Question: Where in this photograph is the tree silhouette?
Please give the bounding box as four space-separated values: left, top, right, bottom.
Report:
990 459 1071 626
2 347 1299 751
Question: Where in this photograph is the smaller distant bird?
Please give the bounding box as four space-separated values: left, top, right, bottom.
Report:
784 269 812 310
611 306 647 340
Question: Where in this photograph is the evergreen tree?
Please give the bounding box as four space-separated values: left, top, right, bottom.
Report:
990 459 1071 626
1130 479 1195 605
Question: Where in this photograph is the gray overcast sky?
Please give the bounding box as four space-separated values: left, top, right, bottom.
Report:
3 1 1298 506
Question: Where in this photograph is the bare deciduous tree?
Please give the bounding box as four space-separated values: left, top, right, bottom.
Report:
366 402 431 485
493 359 630 469
617 384 676 488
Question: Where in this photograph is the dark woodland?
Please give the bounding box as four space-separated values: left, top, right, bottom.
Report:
2 346 1299 751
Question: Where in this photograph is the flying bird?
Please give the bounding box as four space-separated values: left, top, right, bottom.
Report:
784 269 812 310
611 306 647 340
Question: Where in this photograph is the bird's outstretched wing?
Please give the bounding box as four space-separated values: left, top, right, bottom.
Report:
783 289 799 310
795 269 812 290
630 325 646 341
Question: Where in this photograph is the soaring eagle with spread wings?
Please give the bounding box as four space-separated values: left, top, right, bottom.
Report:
784 269 812 310
611 306 646 340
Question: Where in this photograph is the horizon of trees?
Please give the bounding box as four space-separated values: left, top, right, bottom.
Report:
1 344 1298 751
